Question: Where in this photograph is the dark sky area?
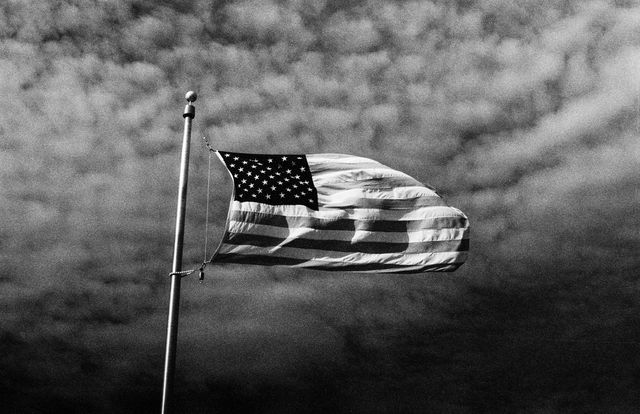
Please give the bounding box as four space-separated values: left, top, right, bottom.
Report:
2 0 640 413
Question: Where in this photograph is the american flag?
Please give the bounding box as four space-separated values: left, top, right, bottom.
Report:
210 151 469 273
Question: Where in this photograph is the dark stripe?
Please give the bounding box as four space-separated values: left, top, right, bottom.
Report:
321 196 446 209
213 253 464 273
230 210 468 232
223 233 469 254
321 262 464 273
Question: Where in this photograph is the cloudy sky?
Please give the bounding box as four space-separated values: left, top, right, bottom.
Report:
2 0 640 412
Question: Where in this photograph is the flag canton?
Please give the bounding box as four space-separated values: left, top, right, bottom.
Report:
218 151 319 210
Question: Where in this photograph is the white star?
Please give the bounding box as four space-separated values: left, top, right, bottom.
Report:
266 194 271 199
270 186 276 191
284 178 290 182
224 153 230 157
286 188 291 192
234 173 238 178
257 188 262 193
249 183 254 188
267 158 273 163
260 170 266 174
294 175 300 179
251 164 257 169
241 179 247 184
233 156 239 161
262 180 268 185
252 194 256 197
238 167 244 172
229 163 235 168
300 167 306 172
294 194 300 198
280 193 285 198
269 175 275 179
282 156 287 161
247 172 252 177
277 181 283 185
286 169 292 174
242 160 248 164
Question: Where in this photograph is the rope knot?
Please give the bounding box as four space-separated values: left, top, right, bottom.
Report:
168 261 208 281
168 269 195 278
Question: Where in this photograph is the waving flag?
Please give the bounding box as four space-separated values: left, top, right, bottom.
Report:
210 151 469 273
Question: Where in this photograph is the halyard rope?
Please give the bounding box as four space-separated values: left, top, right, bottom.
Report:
168 137 215 281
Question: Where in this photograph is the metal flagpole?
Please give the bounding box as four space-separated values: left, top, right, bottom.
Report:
161 90 197 414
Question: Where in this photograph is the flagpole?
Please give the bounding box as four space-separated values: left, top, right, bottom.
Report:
161 90 197 414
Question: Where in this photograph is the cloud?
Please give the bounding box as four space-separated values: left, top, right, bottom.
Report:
322 13 380 54
224 0 314 48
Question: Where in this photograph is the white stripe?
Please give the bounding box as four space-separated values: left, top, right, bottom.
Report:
317 187 441 208
228 221 469 243
316 185 439 200
217 244 467 266
311 167 421 186
307 153 388 166
231 201 469 222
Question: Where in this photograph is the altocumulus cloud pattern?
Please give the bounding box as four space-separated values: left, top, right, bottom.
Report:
1 1 640 413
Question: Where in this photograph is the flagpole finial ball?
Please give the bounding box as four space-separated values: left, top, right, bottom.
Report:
185 91 197 103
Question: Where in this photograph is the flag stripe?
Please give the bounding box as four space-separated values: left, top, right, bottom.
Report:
308 162 387 173
214 253 464 273
227 221 469 242
314 178 428 192
306 154 388 168
318 194 446 209
223 232 469 254
217 244 467 266
311 169 421 185
229 210 468 232
315 184 438 197
234 202 466 220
